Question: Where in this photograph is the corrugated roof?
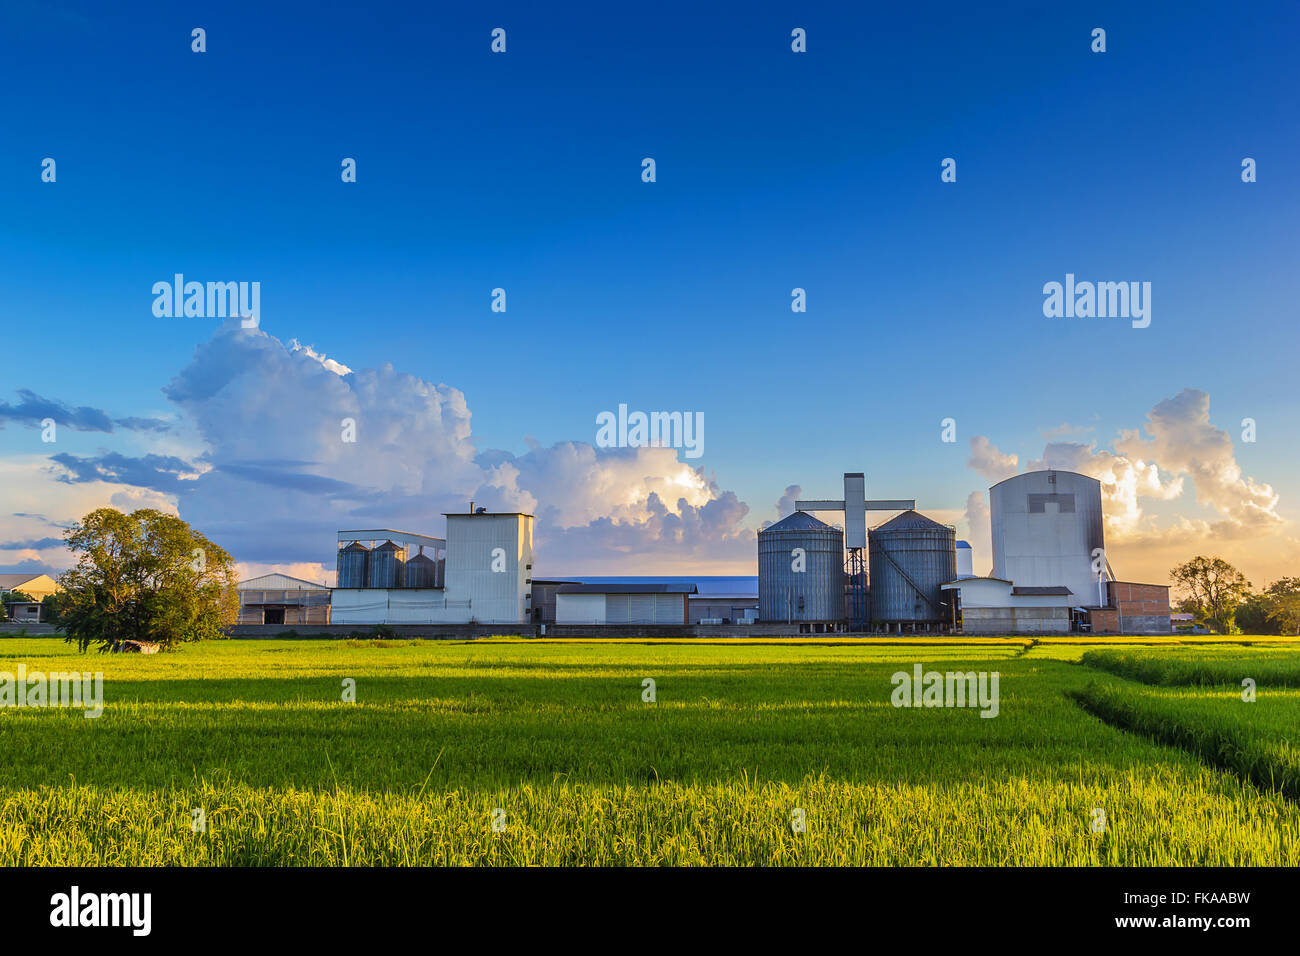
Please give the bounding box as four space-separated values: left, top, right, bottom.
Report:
1011 585 1073 596
870 510 952 533
761 511 839 534
558 582 698 595
239 573 329 590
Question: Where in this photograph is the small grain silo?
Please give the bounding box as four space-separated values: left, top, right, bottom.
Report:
403 548 438 588
758 511 845 625
336 541 370 589
868 511 956 632
367 540 407 589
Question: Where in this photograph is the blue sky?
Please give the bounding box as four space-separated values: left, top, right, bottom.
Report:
1 0 1297 583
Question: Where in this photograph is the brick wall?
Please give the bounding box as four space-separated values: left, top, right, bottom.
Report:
1106 581 1171 634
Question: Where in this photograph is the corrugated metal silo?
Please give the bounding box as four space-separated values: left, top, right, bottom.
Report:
404 551 437 588
868 511 956 625
758 512 845 622
990 469 1105 605
367 540 407 588
337 541 370 589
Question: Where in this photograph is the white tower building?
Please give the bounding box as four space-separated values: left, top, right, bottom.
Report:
444 512 534 623
990 470 1107 606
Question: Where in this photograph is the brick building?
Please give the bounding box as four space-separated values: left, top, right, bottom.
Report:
1087 581 1171 634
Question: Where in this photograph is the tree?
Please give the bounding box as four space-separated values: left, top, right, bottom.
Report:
1234 591 1277 635
58 508 239 652
1264 577 1300 636
1169 556 1252 634
40 592 63 625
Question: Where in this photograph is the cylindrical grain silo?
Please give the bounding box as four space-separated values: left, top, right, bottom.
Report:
868 511 956 627
367 540 407 589
758 512 845 623
404 550 437 588
990 470 1105 606
337 541 370 589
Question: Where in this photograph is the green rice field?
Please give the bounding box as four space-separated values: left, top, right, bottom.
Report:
0 636 1297 866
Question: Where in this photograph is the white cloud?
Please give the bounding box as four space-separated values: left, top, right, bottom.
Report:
967 436 1018 483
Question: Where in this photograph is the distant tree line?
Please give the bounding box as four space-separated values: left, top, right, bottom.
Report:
1170 555 1299 635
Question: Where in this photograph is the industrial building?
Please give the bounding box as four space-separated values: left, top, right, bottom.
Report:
748 468 1169 636
330 513 534 625
237 573 332 625
942 470 1171 635
236 468 1169 637
554 582 694 625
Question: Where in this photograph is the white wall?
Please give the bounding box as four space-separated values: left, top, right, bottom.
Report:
943 578 1074 609
330 588 471 625
445 514 533 623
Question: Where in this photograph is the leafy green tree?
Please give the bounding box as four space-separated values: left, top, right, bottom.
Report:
58 508 239 652
1264 577 1300 636
40 592 63 625
1169 556 1252 634
1234 591 1277 635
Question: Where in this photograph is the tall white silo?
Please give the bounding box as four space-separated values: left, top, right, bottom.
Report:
990 470 1106 606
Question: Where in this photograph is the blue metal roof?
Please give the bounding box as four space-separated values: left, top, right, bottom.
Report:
551 575 759 598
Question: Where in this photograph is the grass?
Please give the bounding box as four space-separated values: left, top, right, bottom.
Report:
1081 647 1300 686
1073 648 1300 800
1 637 1298 865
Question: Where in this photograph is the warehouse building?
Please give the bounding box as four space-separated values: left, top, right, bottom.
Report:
532 577 757 625
554 582 695 625
237 573 332 625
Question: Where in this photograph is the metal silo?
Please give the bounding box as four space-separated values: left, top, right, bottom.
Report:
367 540 407 589
758 511 845 623
990 469 1105 606
404 550 437 588
337 541 370 589
868 511 956 629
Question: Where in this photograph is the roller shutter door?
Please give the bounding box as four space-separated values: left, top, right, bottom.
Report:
628 594 655 623
653 593 681 623
606 594 629 624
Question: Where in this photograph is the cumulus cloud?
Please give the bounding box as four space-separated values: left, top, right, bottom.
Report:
1114 389 1281 536
64 319 760 573
1024 441 1184 537
966 388 1286 584
967 436 1018 483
